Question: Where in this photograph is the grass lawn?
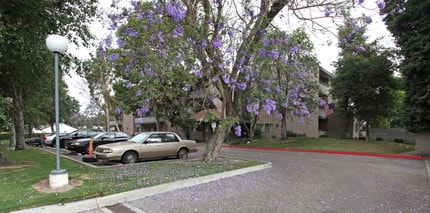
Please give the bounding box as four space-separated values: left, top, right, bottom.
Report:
231 137 415 154
0 142 264 213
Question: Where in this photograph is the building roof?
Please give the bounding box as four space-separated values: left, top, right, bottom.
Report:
189 109 222 121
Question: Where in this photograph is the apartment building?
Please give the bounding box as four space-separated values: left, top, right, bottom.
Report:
113 66 358 140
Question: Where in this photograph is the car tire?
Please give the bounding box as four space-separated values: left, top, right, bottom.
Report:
177 148 188 159
84 145 90 155
121 151 138 164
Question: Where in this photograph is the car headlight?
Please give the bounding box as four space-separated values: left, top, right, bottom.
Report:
96 147 113 153
71 142 82 146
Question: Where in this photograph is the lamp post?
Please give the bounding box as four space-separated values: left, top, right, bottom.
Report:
46 34 69 188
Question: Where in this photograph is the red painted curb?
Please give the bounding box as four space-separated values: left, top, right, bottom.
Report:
221 145 423 160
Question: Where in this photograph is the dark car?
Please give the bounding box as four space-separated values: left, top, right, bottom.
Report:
25 136 44 147
58 129 101 148
66 131 131 154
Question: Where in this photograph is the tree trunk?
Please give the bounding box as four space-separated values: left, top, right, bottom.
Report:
12 85 25 150
280 111 288 140
104 104 110 131
342 117 350 139
8 119 16 150
0 150 10 166
202 124 229 162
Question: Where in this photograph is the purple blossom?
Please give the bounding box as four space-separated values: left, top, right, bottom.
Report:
359 0 364 4
357 46 366 52
137 100 150 116
192 67 202 78
165 2 186 22
213 38 222 49
236 82 247 90
281 54 288 64
115 107 122 114
98 48 106 57
136 90 142 97
234 125 241 137
376 0 385 9
365 16 372 24
352 51 358 56
268 49 279 59
325 9 330 17
108 53 120 61
211 76 219 82
246 103 260 115
263 99 277 115
105 35 112 47
186 108 193 114
126 27 139 37
222 75 230 84
126 82 133 89
172 25 184 38
117 40 127 48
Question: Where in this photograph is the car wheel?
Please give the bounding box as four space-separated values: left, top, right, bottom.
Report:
177 148 188 159
121 151 138 164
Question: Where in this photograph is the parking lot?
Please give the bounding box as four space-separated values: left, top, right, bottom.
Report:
36 142 206 167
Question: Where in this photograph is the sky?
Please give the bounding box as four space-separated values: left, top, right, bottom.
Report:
66 0 395 113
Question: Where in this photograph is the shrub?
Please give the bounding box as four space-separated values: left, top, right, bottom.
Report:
394 138 403 143
358 136 367 140
287 131 297 137
319 135 328 138
254 128 262 139
376 137 383 141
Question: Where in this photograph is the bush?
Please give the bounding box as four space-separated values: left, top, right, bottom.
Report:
394 138 403 143
254 128 262 139
376 137 383 141
319 135 328 138
229 138 250 145
358 136 367 140
287 131 297 137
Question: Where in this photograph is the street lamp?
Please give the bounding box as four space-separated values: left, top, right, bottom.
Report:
46 34 69 188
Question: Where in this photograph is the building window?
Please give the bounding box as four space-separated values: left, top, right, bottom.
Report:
265 124 273 134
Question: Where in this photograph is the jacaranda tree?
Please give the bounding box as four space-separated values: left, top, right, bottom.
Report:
101 0 388 162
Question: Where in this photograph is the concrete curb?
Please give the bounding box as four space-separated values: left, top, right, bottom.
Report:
425 158 430 185
12 162 272 213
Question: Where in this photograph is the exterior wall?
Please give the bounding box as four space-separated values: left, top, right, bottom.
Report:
256 112 319 138
415 131 430 156
121 114 135 136
369 128 416 144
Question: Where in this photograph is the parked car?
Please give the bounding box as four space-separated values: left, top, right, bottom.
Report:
94 132 198 164
43 133 68 147
25 136 44 147
57 129 101 148
66 131 131 154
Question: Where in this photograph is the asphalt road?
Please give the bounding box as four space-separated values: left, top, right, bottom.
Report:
31 144 430 213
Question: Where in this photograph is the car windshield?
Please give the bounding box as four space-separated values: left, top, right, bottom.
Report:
128 132 150 143
92 132 106 139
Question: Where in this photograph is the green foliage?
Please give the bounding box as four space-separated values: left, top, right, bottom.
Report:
254 128 262 139
332 19 399 130
237 137 415 154
358 136 367 140
383 0 430 132
394 138 403 143
376 137 383 141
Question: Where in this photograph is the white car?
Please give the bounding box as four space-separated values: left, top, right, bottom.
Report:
42 133 68 146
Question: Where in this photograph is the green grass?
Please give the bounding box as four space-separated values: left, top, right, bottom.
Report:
0 142 264 213
231 137 415 154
